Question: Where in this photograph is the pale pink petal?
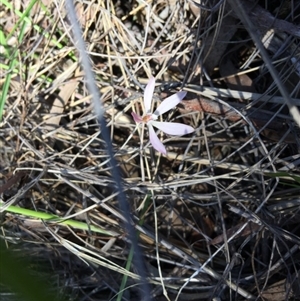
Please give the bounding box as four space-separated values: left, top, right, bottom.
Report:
153 91 187 117
131 112 143 123
151 121 194 136
144 77 155 114
148 124 166 154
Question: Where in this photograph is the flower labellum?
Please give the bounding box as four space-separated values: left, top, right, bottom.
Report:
132 77 194 154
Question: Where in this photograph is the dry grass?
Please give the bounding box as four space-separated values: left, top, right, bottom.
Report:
1 0 300 300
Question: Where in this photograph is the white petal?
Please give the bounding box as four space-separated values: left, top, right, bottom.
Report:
148 124 166 154
151 121 194 136
153 91 187 117
144 77 155 114
131 112 143 123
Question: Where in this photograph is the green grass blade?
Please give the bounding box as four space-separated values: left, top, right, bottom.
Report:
0 203 115 235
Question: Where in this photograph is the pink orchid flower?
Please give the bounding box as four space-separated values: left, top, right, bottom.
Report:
131 77 194 154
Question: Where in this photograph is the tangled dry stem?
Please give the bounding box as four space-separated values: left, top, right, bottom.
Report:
1 0 300 300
